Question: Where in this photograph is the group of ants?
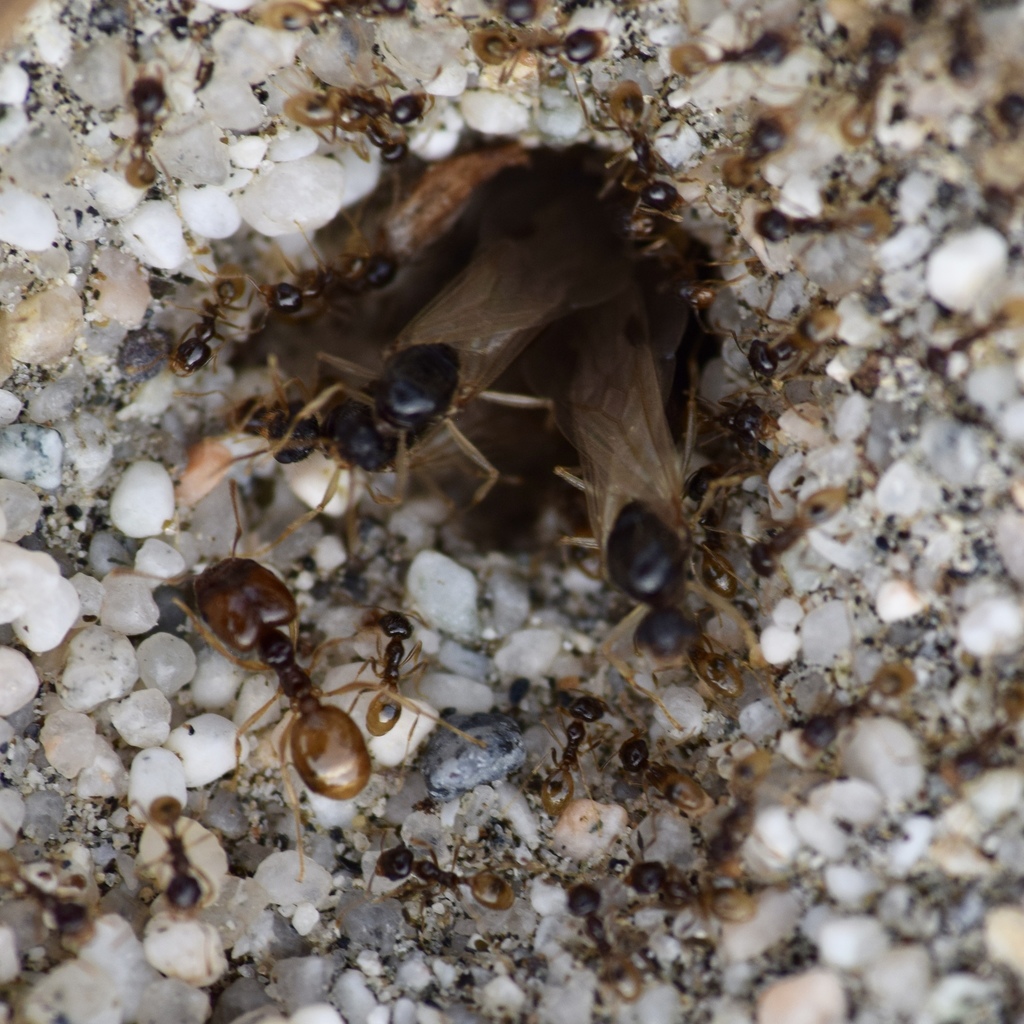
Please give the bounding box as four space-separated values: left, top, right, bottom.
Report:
17 0 1010 1001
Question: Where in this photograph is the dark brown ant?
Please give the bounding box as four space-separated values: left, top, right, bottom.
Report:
539 695 606 815
617 732 712 815
374 841 514 911
169 268 250 376
754 204 892 246
470 24 607 82
126 71 166 189
750 485 847 577
192 555 371 804
669 27 791 77
0 850 95 946
840 15 905 144
744 305 842 381
565 883 643 1001
721 110 794 188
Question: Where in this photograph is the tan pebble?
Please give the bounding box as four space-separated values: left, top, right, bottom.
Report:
143 913 227 987
757 968 846 1024
985 906 1024 980
91 247 151 329
551 798 628 862
0 284 83 368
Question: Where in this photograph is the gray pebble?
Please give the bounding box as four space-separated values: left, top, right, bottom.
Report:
0 424 63 489
419 711 526 802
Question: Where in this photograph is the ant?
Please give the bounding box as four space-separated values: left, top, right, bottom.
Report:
470 24 607 84
565 883 643 1001
192 554 371 806
839 15 905 144
618 732 712 816
374 841 514 911
668 26 792 77
125 71 166 189
750 484 847 577
136 796 227 913
721 109 795 189
260 0 409 28
539 694 607 815
753 204 892 246
745 305 842 381
0 850 95 946
169 268 250 376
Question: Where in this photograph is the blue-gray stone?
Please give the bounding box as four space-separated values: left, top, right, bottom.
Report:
419 711 526 802
0 424 63 489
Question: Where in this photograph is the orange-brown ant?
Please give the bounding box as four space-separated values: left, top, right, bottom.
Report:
669 27 792 77
374 841 514 911
539 694 607 815
617 732 712 815
565 882 643 1001
750 485 847 577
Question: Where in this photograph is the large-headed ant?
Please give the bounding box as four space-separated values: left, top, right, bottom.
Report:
374 841 514 911
192 554 371 804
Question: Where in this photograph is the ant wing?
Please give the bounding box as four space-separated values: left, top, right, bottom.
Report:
551 288 685 549
393 197 628 402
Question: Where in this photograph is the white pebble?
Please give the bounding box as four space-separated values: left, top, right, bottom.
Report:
760 625 800 666
529 876 568 916
817 915 888 970
0 64 29 105
959 596 1023 657
135 539 186 581
965 768 1024 826
0 923 17 983
745 806 800 873
137 633 197 695
406 550 480 639
120 201 190 270
77 734 129 798
863 945 931 1017
841 717 923 809
281 452 352 516
165 713 247 787
190 648 244 708
552 799 628 861
652 686 705 740
20 958 123 1024
875 460 927 518
0 391 22 426
313 534 346 573
254 850 332 906
110 688 172 747
756 969 846 1024
292 1007 344 1024
100 572 160 635
824 864 880 907
13 570 79 653
0 645 38 716
418 672 494 715
720 889 800 963
926 226 1008 313
460 90 530 135
0 789 25 849
493 628 562 678
179 185 241 240
875 579 925 623
480 976 526 1017
792 807 848 860
79 915 158 1023
59 625 139 711
800 601 852 666
0 480 41 540
40 709 96 777
235 155 347 237
110 460 175 538
292 902 321 936
128 748 188 818
808 778 884 827
0 183 59 250
143 913 227 987
772 598 805 630
82 168 145 219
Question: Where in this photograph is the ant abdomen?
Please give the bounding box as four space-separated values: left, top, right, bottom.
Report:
289 703 371 799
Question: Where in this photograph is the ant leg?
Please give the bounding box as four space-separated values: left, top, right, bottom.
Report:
234 687 284 763
477 390 553 411
253 462 346 557
443 421 499 505
554 466 586 492
276 716 307 882
560 536 601 550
